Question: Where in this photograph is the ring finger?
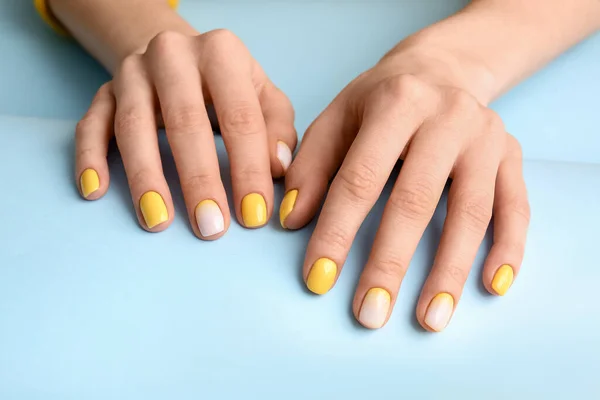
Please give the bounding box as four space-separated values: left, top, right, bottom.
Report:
417 118 504 332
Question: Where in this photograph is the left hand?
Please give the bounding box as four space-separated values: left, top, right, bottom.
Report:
279 40 530 332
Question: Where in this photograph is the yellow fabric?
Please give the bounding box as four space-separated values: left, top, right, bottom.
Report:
34 0 180 36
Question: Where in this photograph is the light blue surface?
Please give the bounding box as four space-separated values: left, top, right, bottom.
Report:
1 116 600 398
1 1 599 399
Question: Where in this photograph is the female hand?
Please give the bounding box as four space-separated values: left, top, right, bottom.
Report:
75 29 297 239
280 40 530 331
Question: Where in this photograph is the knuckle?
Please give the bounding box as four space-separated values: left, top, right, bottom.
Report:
389 179 438 221
441 262 470 286
129 167 153 189
371 74 434 115
163 105 206 135
97 82 113 96
380 74 423 100
369 255 408 281
183 173 218 191
336 160 380 203
484 109 505 133
508 196 531 225
76 147 94 160
231 165 268 183
220 103 263 136
202 29 240 51
446 89 479 117
117 54 143 78
318 224 351 252
75 115 98 137
114 107 144 136
506 134 523 158
452 190 493 231
149 30 185 53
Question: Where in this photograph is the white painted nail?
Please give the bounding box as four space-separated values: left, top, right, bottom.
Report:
358 288 391 329
424 293 454 332
277 141 292 172
195 200 224 237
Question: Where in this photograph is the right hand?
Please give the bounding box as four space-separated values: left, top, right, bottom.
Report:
75 29 297 239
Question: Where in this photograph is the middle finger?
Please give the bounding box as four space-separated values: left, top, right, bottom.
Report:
201 40 272 229
147 33 229 239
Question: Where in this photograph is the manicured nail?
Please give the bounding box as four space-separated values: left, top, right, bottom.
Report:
80 168 99 198
492 264 514 296
195 199 224 237
358 288 391 329
279 189 298 228
241 193 267 228
306 257 337 295
139 191 168 229
424 293 454 332
277 141 292 172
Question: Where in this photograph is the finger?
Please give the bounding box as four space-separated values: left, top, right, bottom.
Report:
147 32 229 240
258 80 297 178
278 94 356 230
483 135 530 296
113 55 174 232
302 89 426 295
201 42 272 229
417 120 503 332
75 82 115 200
352 122 461 329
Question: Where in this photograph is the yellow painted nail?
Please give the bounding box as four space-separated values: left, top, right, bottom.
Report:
139 191 169 229
424 293 454 332
80 169 100 198
306 258 337 295
279 189 298 228
358 288 391 329
241 193 267 228
492 264 514 296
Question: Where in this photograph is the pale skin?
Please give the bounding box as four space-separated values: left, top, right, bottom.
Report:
49 0 600 331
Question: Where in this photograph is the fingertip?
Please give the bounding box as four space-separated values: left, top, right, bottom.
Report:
272 140 293 178
240 192 269 229
78 168 109 201
355 287 392 330
139 190 173 232
279 169 329 230
419 292 456 333
490 264 514 296
194 199 229 240
279 189 298 229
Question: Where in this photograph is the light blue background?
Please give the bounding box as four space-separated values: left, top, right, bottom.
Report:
1 1 599 399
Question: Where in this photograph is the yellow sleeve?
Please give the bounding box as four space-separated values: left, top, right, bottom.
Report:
34 0 180 37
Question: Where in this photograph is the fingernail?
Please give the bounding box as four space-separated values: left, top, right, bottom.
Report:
277 141 292 172
139 191 169 229
195 199 224 237
492 264 514 296
424 293 454 332
358 288 391 329
241 193 267 228
80 169 100 198
279 189 298 228
306 257 337 295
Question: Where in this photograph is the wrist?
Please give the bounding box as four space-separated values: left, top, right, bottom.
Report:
48 0 198 72
391 0 600 104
